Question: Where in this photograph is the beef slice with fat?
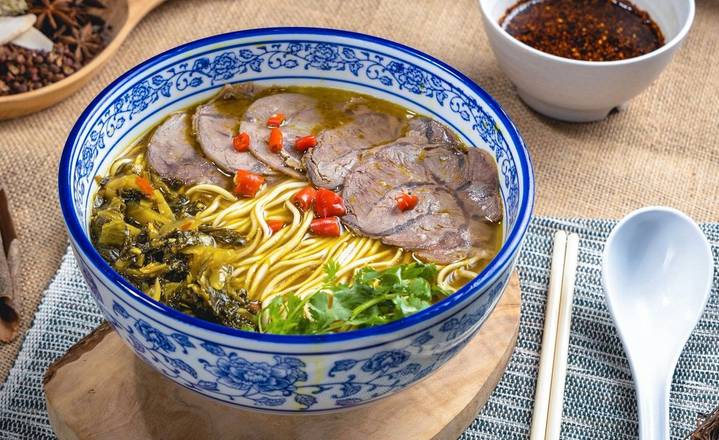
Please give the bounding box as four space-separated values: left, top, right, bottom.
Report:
193 84 275 176
147 113 228 187
341 121 502 264
305 106 405 190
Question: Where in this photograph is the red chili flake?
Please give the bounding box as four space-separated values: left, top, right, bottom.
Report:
499 0 665 62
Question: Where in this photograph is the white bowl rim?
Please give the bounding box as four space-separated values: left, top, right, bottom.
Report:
478 0 696 66
59 27 535 344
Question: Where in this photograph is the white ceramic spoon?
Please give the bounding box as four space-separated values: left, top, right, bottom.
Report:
603 207 714 439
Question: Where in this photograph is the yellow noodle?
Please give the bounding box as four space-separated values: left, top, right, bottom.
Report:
110 158 133 175
284 237 336 260
187 184 237 201
457 269 479 279
437 257 479 290
271 266 317 294
366 248 404 270
254 223 294 256
196 196 224 220
289 242 356 298
212 200 254 227
271 249 327 271
272 238 350 297
260 260 321 302
330 250 393 282
244 214 315 298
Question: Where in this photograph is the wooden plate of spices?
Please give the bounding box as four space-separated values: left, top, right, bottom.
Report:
0 0 164 120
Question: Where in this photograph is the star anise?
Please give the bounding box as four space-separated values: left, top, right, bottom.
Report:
59 23 102 63
28 0 77 38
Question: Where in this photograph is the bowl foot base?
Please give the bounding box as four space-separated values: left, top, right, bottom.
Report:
517 88 617 123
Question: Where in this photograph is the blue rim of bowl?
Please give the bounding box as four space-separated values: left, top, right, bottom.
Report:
59 27 535 344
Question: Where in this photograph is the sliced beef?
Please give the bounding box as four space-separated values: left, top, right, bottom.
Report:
342 142 473 264
406 116 458 145
193 84 275 176
457 148 502 223
341 124 502 264
215 83 262 100
147 113 228 187
305 106 405 190
363 185 471 264
239 93 322 179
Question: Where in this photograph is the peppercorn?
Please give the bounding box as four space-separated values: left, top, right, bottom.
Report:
0 43 81 96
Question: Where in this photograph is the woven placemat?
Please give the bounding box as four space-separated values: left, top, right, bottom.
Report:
0 0 718 384
1 217 717 439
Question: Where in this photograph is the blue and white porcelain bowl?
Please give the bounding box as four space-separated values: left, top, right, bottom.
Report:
59 28 535 412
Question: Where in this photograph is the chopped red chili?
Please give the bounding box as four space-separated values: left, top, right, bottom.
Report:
267 127 283 153
314 188 346 218
310 217 341 237
266 113 285 128
294 135 317 152
232 132 250 152
135 176 154 198
267 219 285 233
396 192 418 212
292 187 317 211
233 169 265 198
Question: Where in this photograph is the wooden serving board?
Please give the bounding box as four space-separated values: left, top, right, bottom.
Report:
44 274 521 440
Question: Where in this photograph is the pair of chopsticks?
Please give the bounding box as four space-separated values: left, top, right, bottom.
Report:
530 230 580 440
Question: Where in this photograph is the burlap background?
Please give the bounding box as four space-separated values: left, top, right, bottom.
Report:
0 0 717 384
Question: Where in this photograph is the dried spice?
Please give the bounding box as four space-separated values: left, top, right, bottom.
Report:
500 0 665 62
28 0 76 38
58 22 101 62
0 0 109 96
0 42 81 94
73 0 108 26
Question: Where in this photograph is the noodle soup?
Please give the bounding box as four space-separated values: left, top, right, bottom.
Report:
90 84 503 334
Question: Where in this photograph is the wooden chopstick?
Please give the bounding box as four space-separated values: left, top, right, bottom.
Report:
529 231 580 440
545 233 580 439
529 230 567 440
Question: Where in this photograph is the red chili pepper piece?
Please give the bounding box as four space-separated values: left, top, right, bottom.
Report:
232 132 250 152
233 169 265 198
135 176 154 198
396 192 418 211
294 135 317 152
267 219 285 233
310 217 341 237
266 113 285 128
267 127 283 153
314 188 346 218
292 187 317 211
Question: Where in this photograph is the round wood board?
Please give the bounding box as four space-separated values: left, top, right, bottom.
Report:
43 273 521 440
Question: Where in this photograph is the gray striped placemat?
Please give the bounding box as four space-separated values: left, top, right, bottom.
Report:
1 218 718 439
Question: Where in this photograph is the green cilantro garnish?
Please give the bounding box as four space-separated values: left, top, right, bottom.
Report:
259 262 450 335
